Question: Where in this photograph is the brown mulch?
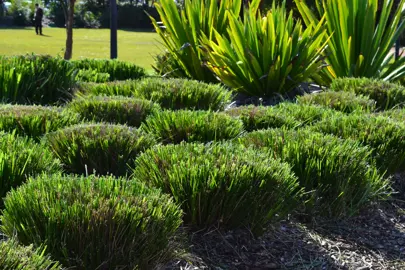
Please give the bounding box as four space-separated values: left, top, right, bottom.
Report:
164 174 405 269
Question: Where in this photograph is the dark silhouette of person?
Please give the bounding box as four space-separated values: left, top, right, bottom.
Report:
34 4 43 35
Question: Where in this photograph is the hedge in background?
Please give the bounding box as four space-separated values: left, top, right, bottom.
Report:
0 55 77 105
297 91 376 113
0 240 61 270
141 110 244 144
1 175 182 269
45 123 156 176
239 129 388 217
71 59 146 81
69 96 160 127
79 78 232 111
330 77 405 110
312 114 405 173
133 142 299 234
0 105 81 140
0 132 61 206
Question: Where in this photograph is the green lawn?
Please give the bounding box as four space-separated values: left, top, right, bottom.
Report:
0 28 163 71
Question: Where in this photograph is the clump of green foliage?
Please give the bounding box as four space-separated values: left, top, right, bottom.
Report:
45 123 156 176
133 142 299 234
1 174 183 269
141 110 244 144
239 128 388 217
69 96 160 127
0 104 81 140
297 91 376 113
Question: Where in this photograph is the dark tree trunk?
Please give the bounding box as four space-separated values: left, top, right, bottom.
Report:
64 0 75 60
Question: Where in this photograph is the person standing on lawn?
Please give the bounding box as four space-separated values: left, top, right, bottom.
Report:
34 3 43 35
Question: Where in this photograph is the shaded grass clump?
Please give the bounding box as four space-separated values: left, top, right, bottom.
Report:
141 110 244 144
133 142 299 234
45 123 156 176
297 91 376 113
0 132 61 206
0 104 81 140
69 96 160 127
312 114 405 173
79 78 232 111
0 240 61 270
330 77 405 110
1 174 182 269
239 128 388 217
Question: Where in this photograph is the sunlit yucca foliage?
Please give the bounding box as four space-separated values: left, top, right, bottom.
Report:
0 132 61 206
75 69 110 83
150 0 242 81
1 174 183 269
79 78 232 111
69 96 160 127
45 123 156 176
297 91 376 113
133 142 299 234
0 54 77 105
312 114 405 172
71 59 146 81
295 0 405 83
201 0 329 96
141 110 244 144
0 104 81 140
238 128 388 217
0 240 61 270
330 77 405 110
225 105 301 131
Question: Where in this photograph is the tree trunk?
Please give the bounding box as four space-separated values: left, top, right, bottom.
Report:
64 0 75 60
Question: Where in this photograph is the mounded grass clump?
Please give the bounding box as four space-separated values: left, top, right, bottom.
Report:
141 110 244 144
0 240 61 270
330 77 405 110
297 91 376 113
1 174 183 269
45 123 156 176
80 78 232 111
133 142 299 234
225 103 341 132
378 108 405 123
312 114 405 173
0 104 81 140
239 129 388 217
69 96 160 127
0 132 61 206
71 59 146 81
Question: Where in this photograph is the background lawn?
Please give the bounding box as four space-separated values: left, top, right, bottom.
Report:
0 27 162 71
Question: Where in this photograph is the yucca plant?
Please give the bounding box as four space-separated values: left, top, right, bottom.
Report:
295 0 405 83
150 0 242 81
200 0 329 96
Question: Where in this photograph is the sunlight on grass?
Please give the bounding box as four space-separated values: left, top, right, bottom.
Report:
0 28 163 71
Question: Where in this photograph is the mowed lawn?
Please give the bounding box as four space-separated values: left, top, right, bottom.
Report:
0 28 163 71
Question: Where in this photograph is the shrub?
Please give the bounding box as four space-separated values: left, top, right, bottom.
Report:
1 174 183 269
378 108 405 122
201 1 328 96
71 59 145 81
0 240 61 270
141 110 244 144
295 0 405 83
0 105 81 140
75 69 110 83
239 128 388 217
312 114 405 172
0 55 77 105
0 132 61 206
45 123 156 176
297 91 376 113
69 96 160 127
79 78 233 111
330 77 405 110
133 142 299 234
